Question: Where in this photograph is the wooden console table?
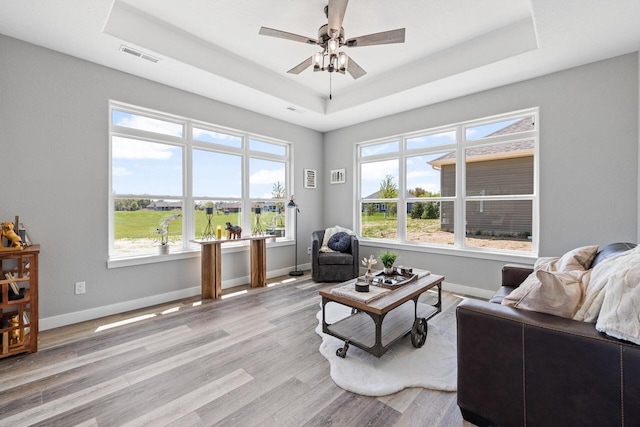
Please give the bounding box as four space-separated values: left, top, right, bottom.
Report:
192 236 274 299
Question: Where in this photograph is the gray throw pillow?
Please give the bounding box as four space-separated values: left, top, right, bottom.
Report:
328 232 351 252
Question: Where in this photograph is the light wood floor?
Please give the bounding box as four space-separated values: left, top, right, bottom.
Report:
0 272 475 427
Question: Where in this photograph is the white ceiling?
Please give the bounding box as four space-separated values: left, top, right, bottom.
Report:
1 0 640 132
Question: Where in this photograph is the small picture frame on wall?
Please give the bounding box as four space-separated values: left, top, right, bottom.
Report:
304 169 317 189
330 168 346 184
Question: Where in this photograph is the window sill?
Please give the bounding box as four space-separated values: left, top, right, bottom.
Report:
107 238 294 269
360 239 537 264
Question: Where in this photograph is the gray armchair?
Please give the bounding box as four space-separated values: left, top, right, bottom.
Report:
311 230 359 282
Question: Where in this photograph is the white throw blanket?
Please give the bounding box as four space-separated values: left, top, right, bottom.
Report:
595 245 640 344
573 246 639 322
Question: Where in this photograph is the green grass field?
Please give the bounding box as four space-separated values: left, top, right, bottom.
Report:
114 209 284 240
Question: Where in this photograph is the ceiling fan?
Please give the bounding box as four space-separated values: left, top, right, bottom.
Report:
259 0 405 80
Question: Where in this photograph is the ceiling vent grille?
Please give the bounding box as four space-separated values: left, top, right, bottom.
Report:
119 45 160 63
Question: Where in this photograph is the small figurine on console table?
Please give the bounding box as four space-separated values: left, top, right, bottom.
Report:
225 222 242 239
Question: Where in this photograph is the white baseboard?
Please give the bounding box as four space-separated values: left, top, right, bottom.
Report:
442 281 495 300
40 263 313 331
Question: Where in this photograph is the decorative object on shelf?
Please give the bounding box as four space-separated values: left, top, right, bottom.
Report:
380 250 397 275
304 169 317 189
216 225 222 240
360 254 377 292
156 213 181 254
8 314 24 348
252 206 264 235
330 168 346 184
1 245 39 357
287 195 304 276
1 221 23 249
202 206 215 240
225 222 242 239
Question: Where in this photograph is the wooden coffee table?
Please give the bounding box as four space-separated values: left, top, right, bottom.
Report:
319 272 444 358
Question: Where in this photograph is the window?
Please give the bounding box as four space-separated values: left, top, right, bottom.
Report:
356 110 538 254
109 103 291 259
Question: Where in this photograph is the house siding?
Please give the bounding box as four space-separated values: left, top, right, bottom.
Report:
440 156 533 235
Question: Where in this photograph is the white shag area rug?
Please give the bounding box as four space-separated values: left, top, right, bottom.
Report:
315 301 457 397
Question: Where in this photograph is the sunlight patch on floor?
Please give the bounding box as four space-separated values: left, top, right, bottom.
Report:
221 290 248 299
95 313 156 332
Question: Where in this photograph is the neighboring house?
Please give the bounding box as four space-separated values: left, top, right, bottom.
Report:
362 190 415 213
147 200 182 211
428 117 534 236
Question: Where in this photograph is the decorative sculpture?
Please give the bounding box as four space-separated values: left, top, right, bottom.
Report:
1 222 23 248
225 222 242 239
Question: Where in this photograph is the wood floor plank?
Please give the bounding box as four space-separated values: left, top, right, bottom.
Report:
121 369 253 427
0 272 475 427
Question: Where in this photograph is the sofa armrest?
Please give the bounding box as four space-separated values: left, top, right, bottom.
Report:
501 263 533 288
456 298 636 427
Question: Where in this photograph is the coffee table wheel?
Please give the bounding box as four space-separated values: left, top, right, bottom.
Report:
336 341 350 358
411 318 428 348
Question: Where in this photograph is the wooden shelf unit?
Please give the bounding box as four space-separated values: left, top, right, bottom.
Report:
0 245 39 358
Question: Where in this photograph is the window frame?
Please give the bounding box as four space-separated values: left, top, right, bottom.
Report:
108 101 293 267
356 108 539 257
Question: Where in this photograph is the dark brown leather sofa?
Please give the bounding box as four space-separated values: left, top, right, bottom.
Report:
456 242 640 427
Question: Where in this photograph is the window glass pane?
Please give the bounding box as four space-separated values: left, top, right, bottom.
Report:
361 141 399 157
113 198 182 256
112 137 182 196
249 158 286 199
193 149 242 197
361 202 398 239
465 200 532 252
360 160 399 199
465 141 534 196
407 152 455 198
251 201 286 237
112 110 183 137
193 128 242 148
194 200 242 240
406 130 456 150
250 139 286 156
406 201 454 245
465 116 534 141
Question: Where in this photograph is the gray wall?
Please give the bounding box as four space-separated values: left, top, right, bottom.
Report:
324 53 639 293
0 35 323 325
2 32 638 325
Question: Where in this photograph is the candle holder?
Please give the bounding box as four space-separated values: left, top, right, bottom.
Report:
202 207 215 240
252 206 264 235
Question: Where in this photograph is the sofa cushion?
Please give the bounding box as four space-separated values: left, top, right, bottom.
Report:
501 269 587 318
318 252 354 265
537 245 599 272
502 245 598 318
320 225 355 252
328 232 351 252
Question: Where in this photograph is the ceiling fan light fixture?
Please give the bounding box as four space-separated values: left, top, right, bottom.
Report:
312 52 323 71
327 38 339 54
338 51 348 73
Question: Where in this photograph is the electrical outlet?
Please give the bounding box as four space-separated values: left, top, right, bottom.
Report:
75 281 86 295
307 247 312 255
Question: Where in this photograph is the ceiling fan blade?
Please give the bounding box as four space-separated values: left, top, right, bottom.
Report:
259 27 317 45
346 57 366 79
346 28 406 47
287 57 313 75
327 0 349 38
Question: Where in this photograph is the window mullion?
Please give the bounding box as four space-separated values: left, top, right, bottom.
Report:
455 125 466 248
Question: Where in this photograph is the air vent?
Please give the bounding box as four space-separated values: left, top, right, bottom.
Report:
119 45 160 63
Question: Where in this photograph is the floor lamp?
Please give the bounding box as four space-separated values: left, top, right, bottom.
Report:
287 196 303 276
